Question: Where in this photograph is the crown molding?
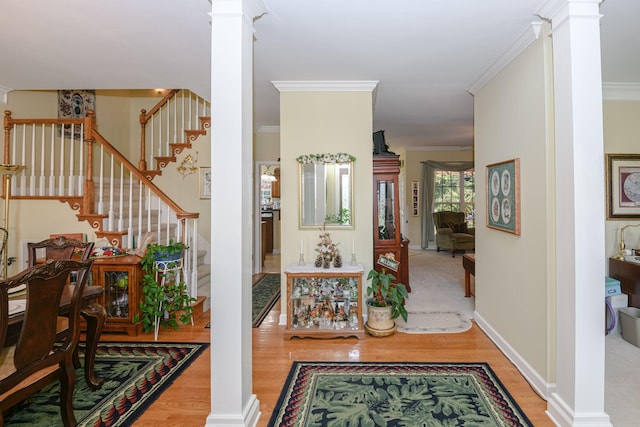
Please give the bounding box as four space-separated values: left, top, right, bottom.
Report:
257 125 280 133
405 145 473 152
0 86 10 104
535 0 567 21
272 81 379 92
467 22 542 95
602 83 640 101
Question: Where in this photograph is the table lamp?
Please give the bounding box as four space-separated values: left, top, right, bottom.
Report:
614 223 640 261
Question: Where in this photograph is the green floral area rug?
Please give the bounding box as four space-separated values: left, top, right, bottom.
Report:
269 361 533 426
5 342 208 427
252 273 281 327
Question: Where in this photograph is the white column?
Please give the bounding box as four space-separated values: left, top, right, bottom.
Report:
207 0 265 426
538 0 612 426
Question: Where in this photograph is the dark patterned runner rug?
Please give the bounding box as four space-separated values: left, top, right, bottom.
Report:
252 273 280 327
5 342 208 427
269 361 533 426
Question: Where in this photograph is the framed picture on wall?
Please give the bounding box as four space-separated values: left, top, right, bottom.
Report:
486 158 520 235
58 90 96 138
411 181 419 216
199 166 212 199
606 153 640 219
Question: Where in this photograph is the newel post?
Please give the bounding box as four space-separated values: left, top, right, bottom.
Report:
139 109 148 171
82 110 96 216
3 110 12 164
2 110 13 200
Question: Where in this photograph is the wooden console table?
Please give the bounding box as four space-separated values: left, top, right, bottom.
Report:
608 257 640 308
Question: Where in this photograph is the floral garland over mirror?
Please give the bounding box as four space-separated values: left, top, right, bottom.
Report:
296 153 355 164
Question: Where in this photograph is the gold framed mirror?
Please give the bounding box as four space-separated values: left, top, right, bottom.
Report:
297 153 355 229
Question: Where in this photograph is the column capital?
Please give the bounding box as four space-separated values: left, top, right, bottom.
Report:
536 0 603 23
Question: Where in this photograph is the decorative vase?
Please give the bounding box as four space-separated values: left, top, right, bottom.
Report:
315 255 323 268
322 258 331 269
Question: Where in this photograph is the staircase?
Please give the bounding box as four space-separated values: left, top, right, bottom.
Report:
3 89 211 311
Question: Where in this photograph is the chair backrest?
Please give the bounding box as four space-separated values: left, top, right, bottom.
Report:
433 211 466 229
27 236 94 268
0 259 93 387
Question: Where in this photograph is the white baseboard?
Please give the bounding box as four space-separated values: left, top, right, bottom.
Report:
546 393 612 427
474 311 554 400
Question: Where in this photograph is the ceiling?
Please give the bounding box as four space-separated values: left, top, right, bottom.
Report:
1 0 638 151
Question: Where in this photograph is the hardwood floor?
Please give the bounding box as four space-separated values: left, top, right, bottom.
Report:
99 260 554 427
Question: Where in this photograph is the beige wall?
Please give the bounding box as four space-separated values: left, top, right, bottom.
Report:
254 130 280 161
279 89 374 316
603 100 640 259
402 148 473 247
5 90 163 157
474 33 554 384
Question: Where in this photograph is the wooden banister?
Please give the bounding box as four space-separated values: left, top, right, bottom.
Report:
92 130 199 221
138 89 180 171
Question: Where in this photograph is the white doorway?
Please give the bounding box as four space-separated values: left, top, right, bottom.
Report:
253 160 280 274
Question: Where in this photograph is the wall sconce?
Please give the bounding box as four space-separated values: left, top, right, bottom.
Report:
177 152 198 178
614 223 640 260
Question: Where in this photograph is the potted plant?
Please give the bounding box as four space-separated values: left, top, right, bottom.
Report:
134 240 196 340
365 268 409 336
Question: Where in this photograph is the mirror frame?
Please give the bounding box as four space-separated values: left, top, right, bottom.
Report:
297 153 355 230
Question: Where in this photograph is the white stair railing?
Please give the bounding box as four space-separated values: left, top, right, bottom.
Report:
3 110 201 300
139 89 210 175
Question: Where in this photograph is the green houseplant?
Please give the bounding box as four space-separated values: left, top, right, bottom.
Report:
365 268 409 336
134 240 196 339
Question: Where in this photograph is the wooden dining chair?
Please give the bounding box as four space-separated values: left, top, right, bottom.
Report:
26 236 100 380
0 259 93 426
27 236 94 268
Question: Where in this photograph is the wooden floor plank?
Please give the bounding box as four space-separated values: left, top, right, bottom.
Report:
100 302 553 427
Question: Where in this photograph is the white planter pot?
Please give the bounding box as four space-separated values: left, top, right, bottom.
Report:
365 303 396 336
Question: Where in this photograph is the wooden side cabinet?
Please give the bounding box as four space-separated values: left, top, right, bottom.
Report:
284 264 364 339
609 257 640 308
89 255 143 336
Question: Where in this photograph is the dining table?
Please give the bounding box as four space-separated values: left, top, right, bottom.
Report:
7 284 106 389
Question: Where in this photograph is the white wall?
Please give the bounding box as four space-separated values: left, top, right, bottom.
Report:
474 33 554 390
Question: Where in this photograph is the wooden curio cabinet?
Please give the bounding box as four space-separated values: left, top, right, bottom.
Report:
284 264 365 339
373 154 410 291
89 255 143 336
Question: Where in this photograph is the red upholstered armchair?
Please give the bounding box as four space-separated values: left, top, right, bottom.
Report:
433 211 475 257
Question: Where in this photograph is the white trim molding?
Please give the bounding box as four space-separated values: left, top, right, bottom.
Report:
0 86 11 104
467 22 543 95
474 311 554 400
272 80 378 93
602 83 640 101
257 125 280 133
405 145 472 152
